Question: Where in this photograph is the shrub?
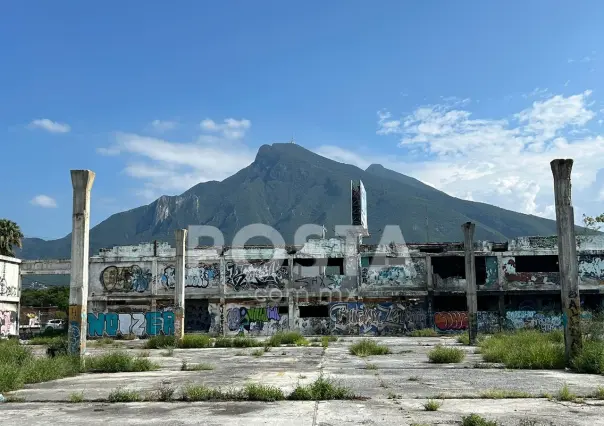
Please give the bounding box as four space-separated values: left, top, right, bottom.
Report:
427 345 466 363
84 352 158 373
232 337 262 347
153 382 175 401
349 339 391 357
410 328 439 337
178 334 212 348
145 335 176 349
108 387 141 402
244 383 285 401
423 399 442 411
571 340 604 373
479 330 564 369
288 376 355 400
213 337 233 348
462 414 499 426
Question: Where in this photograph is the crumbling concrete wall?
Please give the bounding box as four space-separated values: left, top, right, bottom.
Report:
0 255 20 336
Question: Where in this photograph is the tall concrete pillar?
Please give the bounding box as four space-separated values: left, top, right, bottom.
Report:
69 170 95 357
462 222 478 344
174 229 187 340
551 159 582 364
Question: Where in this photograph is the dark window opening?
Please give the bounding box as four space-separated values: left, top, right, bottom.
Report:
478 295 499 311
299 305 329 318
326 258 344 275
514 255 558 273
475 257 486 285
278 306 288 315
432 256 465 279
491 243 508 252
419 246 445 253
294 258 317 267
433 295 466 311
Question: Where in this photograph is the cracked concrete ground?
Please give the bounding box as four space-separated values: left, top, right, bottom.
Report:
4 336 604 425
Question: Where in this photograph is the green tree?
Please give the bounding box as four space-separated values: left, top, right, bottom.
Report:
0 219 24 257
582 213 604 233
21 286 69 311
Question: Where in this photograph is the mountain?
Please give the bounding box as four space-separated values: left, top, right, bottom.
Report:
18 143 560 260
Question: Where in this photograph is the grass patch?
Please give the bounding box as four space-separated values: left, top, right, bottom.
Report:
480 389 532 399
267 331 307 347
427 345 466 363
144 335 176 349
181 384 226 401
479 330 564 369
69 392 84 403
410 328 439 337
321 336 331 348
27 336 65 346
178 334 212 348
84 352 158 373
244 383 286 401
150 382 175 401
108 387 141 402
366 363 378 370
556 383 576 402
571 340 604 373
593 386 604 399
232 337 263 347
462 414 499 426
288 376 356 400
423 399 442 411
93 337 115 346
349 339 391 357
457 333 470 345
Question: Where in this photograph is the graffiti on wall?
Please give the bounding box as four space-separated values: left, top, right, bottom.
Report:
579 256 604 285
502 257 559 288
434 311 500 333
362 265 417 287
225 305 287 335
0 277 18 297
330 302 427 335
505 311 563 332
160 263 220 289
225 260 288 291
484 256 499 288
101 265 152 293
298 317 330 335
294 275 345 290
87 311 175 337
0 310 17 336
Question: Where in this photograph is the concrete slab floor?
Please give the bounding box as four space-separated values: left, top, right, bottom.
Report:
5 336 604 425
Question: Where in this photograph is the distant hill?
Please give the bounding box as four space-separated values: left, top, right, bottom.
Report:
18 143 560 260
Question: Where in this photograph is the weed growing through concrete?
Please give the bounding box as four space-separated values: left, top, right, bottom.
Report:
423 399 442 411
152 382 176 401
349 339 391 357
93 337 115 346
288 375 356 400
410 328 439 337
556 383 576 402
593 386 604 399
4 395 25 402
214 336 263 348
366 363 378 370
461 414 499 426
479 330 565 369
251 349 264 357
234 351 246 356
184 363 215 371
267 331 309 347
181 383 285 402
144 335 176 349
428 345 466 363
108 387 141 403
161 347 175 357
244 383 286 401
399 350 412 354
479 389 532 399
68 392 84 403
84 351 159 373
178 334 212 348
407 375 420 381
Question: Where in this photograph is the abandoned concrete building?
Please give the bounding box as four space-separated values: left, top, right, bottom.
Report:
17 233 604 338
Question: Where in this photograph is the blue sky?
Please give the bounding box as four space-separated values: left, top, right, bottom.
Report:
1 1 604 240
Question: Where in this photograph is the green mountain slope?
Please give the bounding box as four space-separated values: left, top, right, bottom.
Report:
18 143 559 259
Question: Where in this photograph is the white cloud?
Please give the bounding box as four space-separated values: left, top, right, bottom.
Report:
98 118 255 199
29 119 71 133
320 91 604 223
150 120 177 132
30 195 57 208
200 118 251 140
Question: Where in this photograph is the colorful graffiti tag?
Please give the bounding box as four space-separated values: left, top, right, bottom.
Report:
160 263 220 289
361 265 417 287
504 311 563 332
225 260 288 291
0 310 17 336
225 306 286 335
0 277 18 297
87 311 175 337
330 302 427 335
294 275 344 289
100 265 152 293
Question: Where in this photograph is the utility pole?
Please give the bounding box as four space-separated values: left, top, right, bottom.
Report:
69 170 95 358
462 222 478 345
551 159 582 364
174 229 187 341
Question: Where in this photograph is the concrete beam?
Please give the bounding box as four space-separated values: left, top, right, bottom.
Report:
174 229 187 340
69 170 95 358
551 159 582 364
20 259 71 275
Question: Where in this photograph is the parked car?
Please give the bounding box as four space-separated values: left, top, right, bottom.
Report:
42 319 65 332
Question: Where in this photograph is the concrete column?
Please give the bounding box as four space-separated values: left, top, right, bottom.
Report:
498 294 506 333
496 253 505 290
174 229 187 340
288 294 296 331
462 222 478 344
551 159 582 364
425 255 433 290
69 170 95 357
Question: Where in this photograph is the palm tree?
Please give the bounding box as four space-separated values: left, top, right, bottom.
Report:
0 219 24 257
